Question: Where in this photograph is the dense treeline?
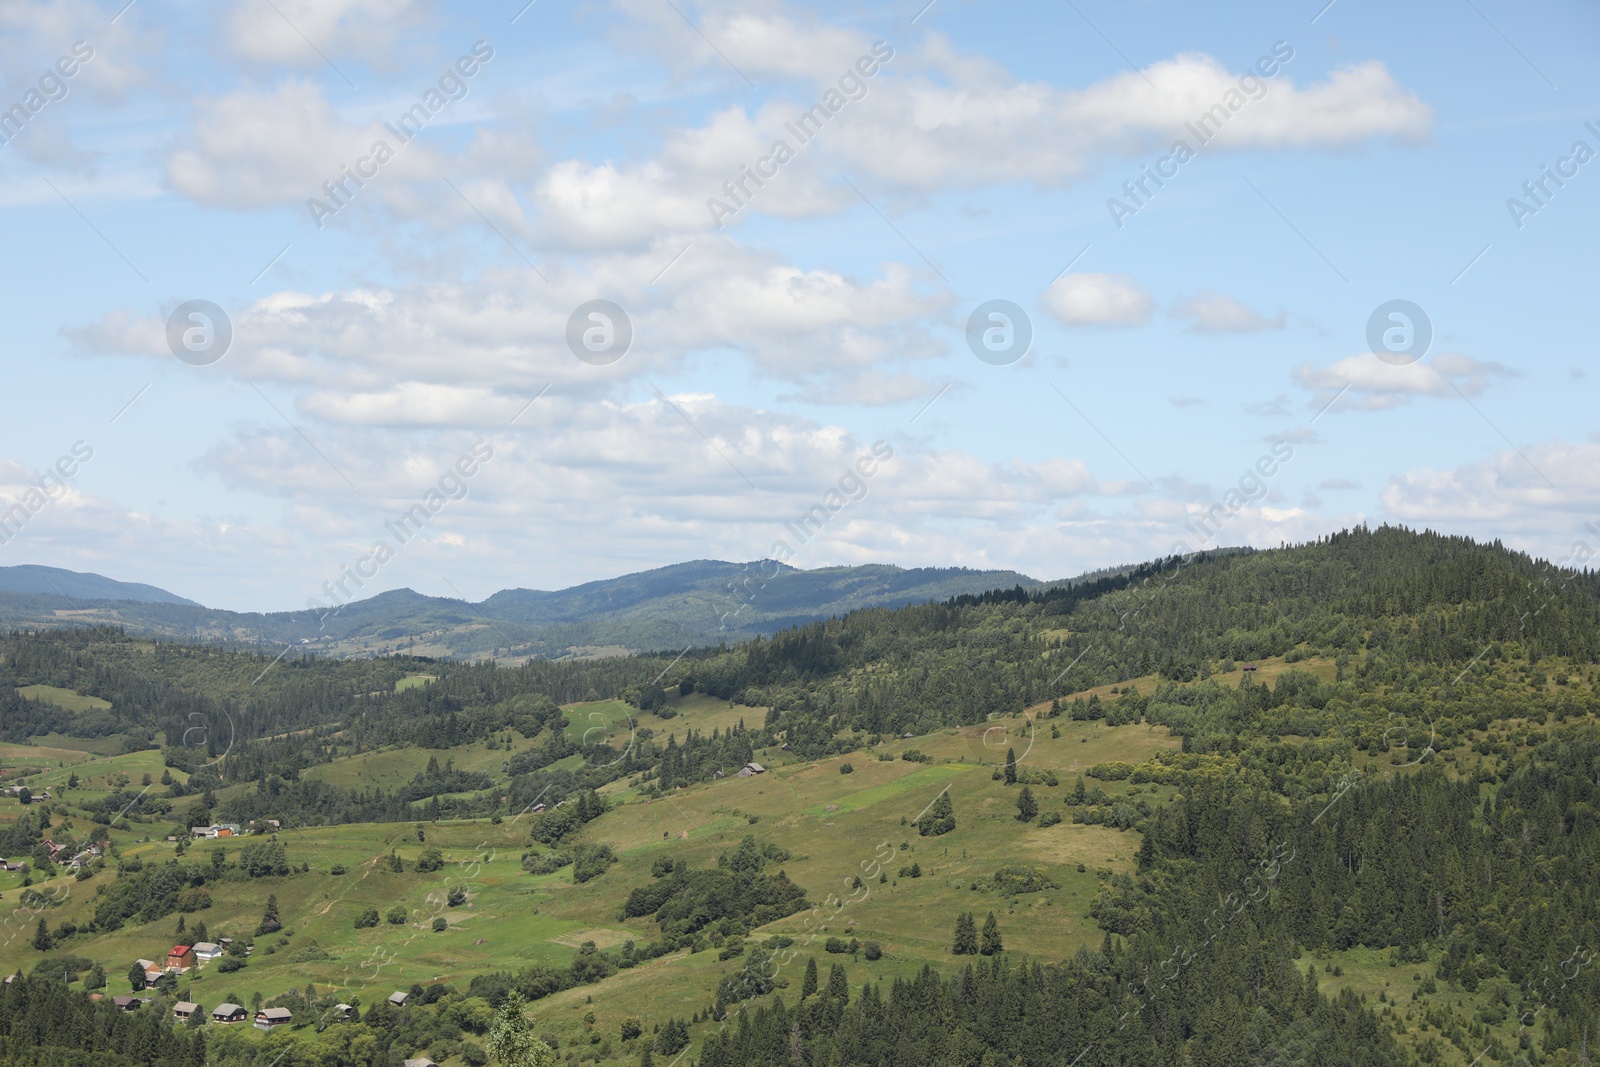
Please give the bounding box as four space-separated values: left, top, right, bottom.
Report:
696 950 1401 1067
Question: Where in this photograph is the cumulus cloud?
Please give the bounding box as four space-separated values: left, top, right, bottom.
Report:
225 0 434 72
1382 441 1597 526
1042 273 1154 327
1293 352 1517 410
68 239 950 405
1171 291 1285 333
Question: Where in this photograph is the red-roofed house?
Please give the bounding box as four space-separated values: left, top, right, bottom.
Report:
165 945 194 973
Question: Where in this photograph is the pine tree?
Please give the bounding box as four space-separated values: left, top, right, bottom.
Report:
801 957 819 999
257 893 282 935
953 912 978 954
31 919 50 952
1004 747 1018 784
1016 786 1037 822
920 789 956 836
980 912 1003 955
825 963 848 1003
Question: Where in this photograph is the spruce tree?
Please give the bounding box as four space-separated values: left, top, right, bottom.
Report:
953 912 978 954
980 912 1003 955
1016 786 1037 822
31 919 50 952
825 963 848 1003
1004 747 1018 784
919 790 956 836
801 957 819 999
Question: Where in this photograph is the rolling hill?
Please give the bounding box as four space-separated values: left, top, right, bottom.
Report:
0 559 1042 660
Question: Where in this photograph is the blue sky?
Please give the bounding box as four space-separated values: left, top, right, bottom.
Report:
0 0 1596 611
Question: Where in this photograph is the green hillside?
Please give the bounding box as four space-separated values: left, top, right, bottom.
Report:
0 527 1597 1067
0 559 1042 661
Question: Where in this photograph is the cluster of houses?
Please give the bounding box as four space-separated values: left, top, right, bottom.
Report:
104 972 417 1033
1 785 52 800
188 819 279 839
132 941 227 985
0 840 102 872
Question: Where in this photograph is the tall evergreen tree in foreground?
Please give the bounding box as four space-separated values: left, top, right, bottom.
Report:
801 957 819 999
979 912 1002 955
919 788 956 836
1015 786 1036 822
952 912 978 955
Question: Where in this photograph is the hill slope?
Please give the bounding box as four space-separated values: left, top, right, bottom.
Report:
0 564 199 605
0 559 1039 659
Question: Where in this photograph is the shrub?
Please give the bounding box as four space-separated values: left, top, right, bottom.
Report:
217 957 244 973
993 865 1059 897
862 941 882 961
386 906 408 925
415 848 446 873
355 907 380 929
839 763 853 775
432 917 448 932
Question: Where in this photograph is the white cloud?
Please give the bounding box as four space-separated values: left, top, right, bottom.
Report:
69 240 949 405
1042 273 1154 327
1382 441 1599 527
1171 291 1285 333
225 0 434 71
1293 352 1517 410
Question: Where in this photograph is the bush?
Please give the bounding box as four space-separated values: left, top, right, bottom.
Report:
432 917 448 932
862 941 882 961
839 763 853 775
217 957 244 973
330 865 346 876
355 907 380 929
1039 811 1062 827
993 865 1059 896
386 906 408 925
415 847 446 873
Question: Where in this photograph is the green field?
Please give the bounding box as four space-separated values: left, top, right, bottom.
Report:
0 714 1169 1057
16 685 113 712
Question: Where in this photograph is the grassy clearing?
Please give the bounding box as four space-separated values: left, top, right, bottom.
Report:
16 685 113 712
394 674 436 692
0 717 1169 1058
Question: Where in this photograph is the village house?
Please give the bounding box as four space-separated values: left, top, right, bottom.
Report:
255 1007 293 1031
112 996 142 1012
405 1057 439 1067
173 1002 200 1021
192 941 223 963
736 761 766 778
134 959 162 985
388 991 410 1007
165 945 194 973
212 1003 248 1024
190 823 242 839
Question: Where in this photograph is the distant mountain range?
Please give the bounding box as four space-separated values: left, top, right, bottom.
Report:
0 559 1048 661
0 564 201 606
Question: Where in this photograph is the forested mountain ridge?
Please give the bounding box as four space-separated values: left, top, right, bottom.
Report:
0 559 1042 660
1 524 1598 1067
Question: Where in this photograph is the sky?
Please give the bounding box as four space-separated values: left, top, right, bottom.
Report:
0 0 1596 612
